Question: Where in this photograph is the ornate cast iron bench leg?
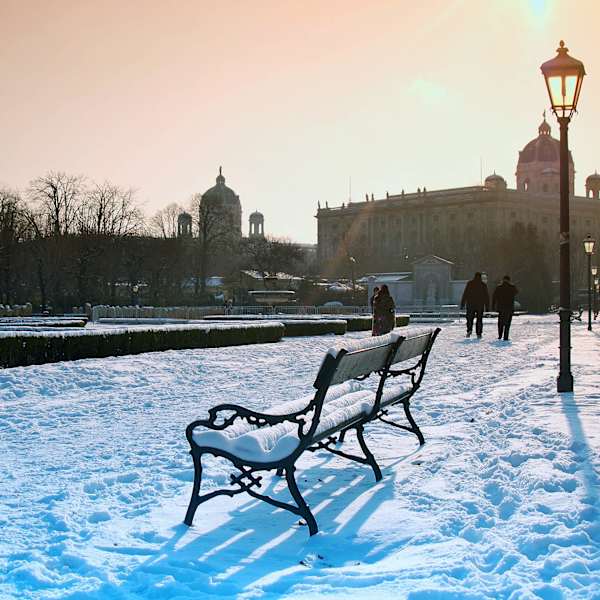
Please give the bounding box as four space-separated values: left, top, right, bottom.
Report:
184 451 203 526
355 423 382 481
286 465 318 536
403 401 425 446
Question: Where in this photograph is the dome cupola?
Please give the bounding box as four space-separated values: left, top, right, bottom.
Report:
249 210 265 238
516 112 574 196
586 171 600 199
484 172 507 190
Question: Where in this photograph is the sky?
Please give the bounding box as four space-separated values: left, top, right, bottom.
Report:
1 0 599 243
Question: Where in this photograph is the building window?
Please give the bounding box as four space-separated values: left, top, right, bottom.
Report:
510 211 516 219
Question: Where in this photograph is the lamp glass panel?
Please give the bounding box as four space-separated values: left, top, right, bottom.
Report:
584 239 595 254
547 76 564 107
592 266 598 276
564 75 578 106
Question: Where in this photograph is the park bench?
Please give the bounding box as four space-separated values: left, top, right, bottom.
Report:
184 326 441 535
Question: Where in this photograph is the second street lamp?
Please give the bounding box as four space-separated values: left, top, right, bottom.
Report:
583 235 595 331
541 41 586 392
593 265 598 318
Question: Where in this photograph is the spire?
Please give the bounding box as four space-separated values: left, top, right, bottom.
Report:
216 166 225 185
539 112 551 136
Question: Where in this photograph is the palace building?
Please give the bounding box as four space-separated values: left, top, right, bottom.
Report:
316 116 600 281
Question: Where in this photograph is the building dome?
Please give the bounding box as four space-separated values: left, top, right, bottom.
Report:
200 167 242 235
248 210 265 238
586 171 600 199
516 113 575 195
177 211 192 237
586 171 600 185
201 167 241 207
484 172 507 190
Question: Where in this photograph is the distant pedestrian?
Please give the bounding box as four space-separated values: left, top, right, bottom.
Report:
492 275 518 341
372 284 395 336
460 272 490 338
369 286 380 313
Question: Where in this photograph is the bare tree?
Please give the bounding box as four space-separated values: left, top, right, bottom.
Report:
244 236 302 285
27 171 85 237
150 203 184 239
79 182 143 237
0 188 29 303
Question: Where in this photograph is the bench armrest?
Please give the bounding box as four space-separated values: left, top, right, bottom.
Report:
186 403 311 441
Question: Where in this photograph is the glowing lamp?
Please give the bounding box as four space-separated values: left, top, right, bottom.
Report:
541 41 586 119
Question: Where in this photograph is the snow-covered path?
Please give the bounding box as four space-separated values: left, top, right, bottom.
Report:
1 317 599 599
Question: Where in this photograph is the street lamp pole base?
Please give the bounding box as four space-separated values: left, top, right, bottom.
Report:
557 307 573 393
557 372 574 393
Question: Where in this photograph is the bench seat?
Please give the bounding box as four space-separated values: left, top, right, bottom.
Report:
192 379 414 464
193 383 375 463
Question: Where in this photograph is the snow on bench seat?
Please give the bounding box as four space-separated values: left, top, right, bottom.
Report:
192 382 375 463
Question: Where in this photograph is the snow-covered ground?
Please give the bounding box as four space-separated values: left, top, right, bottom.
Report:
1 316 599 599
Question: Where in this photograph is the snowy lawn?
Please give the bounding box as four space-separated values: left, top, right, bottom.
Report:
1 316 599 599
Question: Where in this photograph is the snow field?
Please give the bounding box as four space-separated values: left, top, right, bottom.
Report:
0 316 599 599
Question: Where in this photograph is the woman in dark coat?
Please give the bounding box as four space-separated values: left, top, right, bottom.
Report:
372 284 395 336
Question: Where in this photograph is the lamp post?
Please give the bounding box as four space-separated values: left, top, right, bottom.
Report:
349 256 357 304
595 276 599 319
592 264 598 319
541 41 586 393
583 235 595 331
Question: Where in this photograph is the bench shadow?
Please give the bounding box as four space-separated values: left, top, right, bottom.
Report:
70 440 418 599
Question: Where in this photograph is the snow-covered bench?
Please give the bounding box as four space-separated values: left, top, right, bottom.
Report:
184 327 441 535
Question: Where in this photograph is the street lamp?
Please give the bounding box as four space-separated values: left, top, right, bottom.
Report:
541 41 586 393
349 256 357 304
595 276 599 320
583 235 595 331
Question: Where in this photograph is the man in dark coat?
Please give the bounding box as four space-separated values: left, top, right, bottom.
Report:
492 275 518 341
460 272 490 338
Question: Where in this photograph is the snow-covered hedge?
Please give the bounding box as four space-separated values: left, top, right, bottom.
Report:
0 323 284 368
282 319 346 337
396 315 410 327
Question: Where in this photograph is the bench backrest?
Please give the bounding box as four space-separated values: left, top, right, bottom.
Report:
312 335 398 390
302 328 439 443
390 329 437 366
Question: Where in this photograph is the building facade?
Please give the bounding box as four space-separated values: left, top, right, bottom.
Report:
317 117 600 286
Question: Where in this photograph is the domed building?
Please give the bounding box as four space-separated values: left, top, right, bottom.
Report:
516 114 574 196
200 167 242 236
317 114 600 300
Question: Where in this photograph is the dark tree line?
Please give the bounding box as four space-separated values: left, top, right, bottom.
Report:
0 172 309 313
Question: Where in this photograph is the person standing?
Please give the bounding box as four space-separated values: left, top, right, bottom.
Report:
460 272 490 338
372 284 395 336
492 275 518 341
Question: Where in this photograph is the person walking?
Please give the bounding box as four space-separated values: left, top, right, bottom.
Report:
372 284 395 336
492 275 518 341
460 272 490 338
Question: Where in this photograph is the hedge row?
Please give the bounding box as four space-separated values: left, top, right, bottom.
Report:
203 314 410 332
282 320 346 337
0 323 284 368
396 315 410 327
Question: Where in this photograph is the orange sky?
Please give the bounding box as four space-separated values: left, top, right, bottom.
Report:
1 0 599 243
